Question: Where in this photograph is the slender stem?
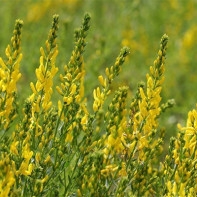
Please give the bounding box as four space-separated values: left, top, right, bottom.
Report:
126 141 137 170
64 153 81 194
54 105 64 139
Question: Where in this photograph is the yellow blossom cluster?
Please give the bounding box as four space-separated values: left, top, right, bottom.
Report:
56 13 90 144
104 86 128 155
93 47 129 113
29 14 59 113
163 108 197 196
119 34 170 196
0 153 15 197
0 20 23 130
1 12 197 197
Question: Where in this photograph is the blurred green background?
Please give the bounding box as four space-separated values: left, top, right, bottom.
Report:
1 0 197 143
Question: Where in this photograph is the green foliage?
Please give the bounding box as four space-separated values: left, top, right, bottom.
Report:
1 1 197 196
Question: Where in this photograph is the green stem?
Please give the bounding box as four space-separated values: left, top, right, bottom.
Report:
64 153 81 194
126 140 137 170
54 105 65 140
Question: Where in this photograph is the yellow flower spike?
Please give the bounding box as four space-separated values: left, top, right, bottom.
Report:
3 14 195 197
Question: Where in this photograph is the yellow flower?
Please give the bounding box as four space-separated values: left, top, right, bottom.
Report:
41 175 49 184
10 141 19 155
65 133 73 143
44 155 51 164
35 152 41 163
81 115 88 125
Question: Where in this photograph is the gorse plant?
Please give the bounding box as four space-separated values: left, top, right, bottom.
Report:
0 13 196 197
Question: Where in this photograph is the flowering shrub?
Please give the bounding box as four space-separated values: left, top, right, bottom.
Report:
0 13 196 196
